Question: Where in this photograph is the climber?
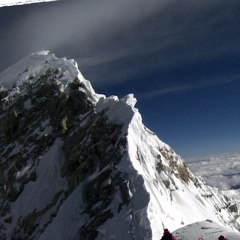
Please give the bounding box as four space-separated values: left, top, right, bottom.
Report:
160 229 176 240
111 136 117 147
121 133 128 149
218 236 228 240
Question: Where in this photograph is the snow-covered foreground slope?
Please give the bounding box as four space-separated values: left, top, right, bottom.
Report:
173 220 240 240
0 51 240 240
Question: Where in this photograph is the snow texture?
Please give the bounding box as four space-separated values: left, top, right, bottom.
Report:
0 51 240 240
173 220 240 240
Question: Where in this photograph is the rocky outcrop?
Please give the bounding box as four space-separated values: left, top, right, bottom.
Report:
0 58 130 239
0 52 239 240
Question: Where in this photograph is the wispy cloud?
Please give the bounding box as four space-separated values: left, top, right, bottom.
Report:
199 75 240 88
138 74 240 99
138 85 192 99
1 0 240 87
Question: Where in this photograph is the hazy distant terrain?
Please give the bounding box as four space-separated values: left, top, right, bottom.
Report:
188 153 240 199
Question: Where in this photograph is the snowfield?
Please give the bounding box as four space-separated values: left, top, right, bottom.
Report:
173 220 240 240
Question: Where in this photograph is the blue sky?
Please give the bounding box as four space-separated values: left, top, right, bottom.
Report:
0 0 240 159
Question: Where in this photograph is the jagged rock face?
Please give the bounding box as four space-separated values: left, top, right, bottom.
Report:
0 52 239 240
0 69 91 199
0 58 131 240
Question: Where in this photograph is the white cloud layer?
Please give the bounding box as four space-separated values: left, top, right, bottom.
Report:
188 153 240 191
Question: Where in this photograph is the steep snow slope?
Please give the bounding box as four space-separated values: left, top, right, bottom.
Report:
0 51 239 240
124 101 240 239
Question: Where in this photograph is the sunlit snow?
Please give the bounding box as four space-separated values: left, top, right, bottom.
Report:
0 51 240 239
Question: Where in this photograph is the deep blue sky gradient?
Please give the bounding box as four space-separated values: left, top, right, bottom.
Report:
94 56 240 159
0 0 239 159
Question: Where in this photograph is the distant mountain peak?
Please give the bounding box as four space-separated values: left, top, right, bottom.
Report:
0 52 239 240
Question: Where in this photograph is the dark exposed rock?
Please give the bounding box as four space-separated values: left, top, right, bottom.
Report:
0 62 130 240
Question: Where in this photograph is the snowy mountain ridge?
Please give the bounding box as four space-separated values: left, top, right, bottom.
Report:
0 51 239 240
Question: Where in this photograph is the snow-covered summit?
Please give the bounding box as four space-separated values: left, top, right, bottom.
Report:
0 51 104 104
0 52 239 240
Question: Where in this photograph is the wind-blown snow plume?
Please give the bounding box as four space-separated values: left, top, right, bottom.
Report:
0 0 57 8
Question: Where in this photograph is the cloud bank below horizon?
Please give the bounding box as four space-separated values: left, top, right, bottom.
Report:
188 153 240 191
